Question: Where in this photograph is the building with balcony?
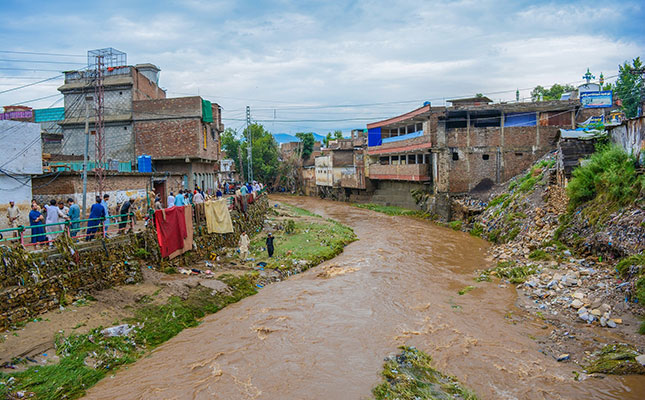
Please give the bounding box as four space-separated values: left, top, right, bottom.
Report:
365 98 580 218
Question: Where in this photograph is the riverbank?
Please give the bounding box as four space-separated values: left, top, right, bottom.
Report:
0 200 355 399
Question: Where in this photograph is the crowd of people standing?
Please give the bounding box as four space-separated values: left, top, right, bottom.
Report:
5 195 136 247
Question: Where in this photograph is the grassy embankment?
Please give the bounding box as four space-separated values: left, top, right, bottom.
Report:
249 203 356 271
0 203 355 399
372 346 478 400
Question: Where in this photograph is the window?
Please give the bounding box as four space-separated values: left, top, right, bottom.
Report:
416 123 423 132
452 152 459 161
408 154 416 164
515 152 523 157
482 154 489 160
123 126 127 130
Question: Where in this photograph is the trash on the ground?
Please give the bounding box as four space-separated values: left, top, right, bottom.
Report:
101 324 134 337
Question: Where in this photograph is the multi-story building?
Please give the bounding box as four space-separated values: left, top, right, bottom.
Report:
57 49 166 167
133 96 224 196
365 98 581 218
314 130 367 199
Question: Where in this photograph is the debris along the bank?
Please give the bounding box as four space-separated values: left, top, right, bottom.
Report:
372 346 478 400
583 344 645 375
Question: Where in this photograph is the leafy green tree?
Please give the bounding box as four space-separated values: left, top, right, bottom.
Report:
615 57 644 118
333 130 343 139
531 83 576 101
239 123 279 184
221 128 241 175
221 125 279 184
295 132 315 160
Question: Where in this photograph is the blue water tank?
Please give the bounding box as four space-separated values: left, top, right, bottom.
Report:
137 155 152 172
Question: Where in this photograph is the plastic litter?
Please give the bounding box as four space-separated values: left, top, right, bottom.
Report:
101 324 134 337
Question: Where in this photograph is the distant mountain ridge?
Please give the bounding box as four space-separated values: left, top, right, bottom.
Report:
272 132 326 144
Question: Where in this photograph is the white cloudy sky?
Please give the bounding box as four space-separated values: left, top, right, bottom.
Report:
0 0 643 134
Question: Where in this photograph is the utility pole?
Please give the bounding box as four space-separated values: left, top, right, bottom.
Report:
246 105 253 182
82 95 93 218
238 145 244 182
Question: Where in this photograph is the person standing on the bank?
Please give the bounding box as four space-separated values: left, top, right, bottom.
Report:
6 201 20 237
86 196 106 241
266 232 275 258
28 202 46 245
67 198 80 237
239 230 250 262
119 197 135 232
167 191 175 208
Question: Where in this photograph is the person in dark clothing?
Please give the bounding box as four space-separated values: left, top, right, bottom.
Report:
86 196 106 240
266 233 275 257
119 197 135 231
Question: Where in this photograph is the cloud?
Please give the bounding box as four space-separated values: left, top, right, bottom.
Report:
0 0 643 133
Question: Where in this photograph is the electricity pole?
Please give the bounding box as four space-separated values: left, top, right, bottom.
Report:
82 95 93 218
246 105 253 182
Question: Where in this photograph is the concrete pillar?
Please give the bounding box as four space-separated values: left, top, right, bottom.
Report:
536 112 540 147
466 111 471 147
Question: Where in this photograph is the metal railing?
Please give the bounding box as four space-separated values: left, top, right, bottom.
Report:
0 213 136 249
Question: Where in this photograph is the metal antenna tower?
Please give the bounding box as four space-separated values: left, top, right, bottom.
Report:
87 48 126 196
94 55 106 195
246 105 253 182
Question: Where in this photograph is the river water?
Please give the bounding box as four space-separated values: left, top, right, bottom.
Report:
85 196 644 400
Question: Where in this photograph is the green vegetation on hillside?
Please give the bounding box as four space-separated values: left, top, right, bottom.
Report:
353 203 429 218
567 145 644 210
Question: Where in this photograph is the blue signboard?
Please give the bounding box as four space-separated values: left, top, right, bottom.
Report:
580 91 613 108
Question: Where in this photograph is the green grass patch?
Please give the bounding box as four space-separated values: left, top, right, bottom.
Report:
615 254 645 278
448 220 462 231
487 193 510 209
528 249 552 261
250 218 356 270
584 344 645 375
480 261 539 284
372 346 478 400
469 223 484 238
458 285 476 295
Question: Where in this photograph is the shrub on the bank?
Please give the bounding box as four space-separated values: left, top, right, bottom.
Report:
529 249 552 261
469 223 484 237
567 145 644 209
448 220 462 231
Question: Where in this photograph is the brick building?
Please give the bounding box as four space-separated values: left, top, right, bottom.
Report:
133 95 224 197
364 99 581 218
57 49 166 166
314 130 367 199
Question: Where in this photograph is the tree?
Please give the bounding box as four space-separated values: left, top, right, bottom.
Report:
295 132 315 160
221 128 241 176
333 130 343 139
221 124 279 184
615 57 644 118
531 83 576 102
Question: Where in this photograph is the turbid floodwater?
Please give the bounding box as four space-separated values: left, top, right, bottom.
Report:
85 196 645 400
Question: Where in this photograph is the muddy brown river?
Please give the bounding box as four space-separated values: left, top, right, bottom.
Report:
85 196 644 399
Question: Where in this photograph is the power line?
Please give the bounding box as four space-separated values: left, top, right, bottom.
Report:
0 59 86 65
0 67 66 72
0 75 62 95
9 93 62 105
0 50 85 58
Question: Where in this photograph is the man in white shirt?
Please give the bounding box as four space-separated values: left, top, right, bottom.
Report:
167 192 175 208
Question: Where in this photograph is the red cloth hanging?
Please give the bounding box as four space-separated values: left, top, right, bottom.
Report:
154 206 187 258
